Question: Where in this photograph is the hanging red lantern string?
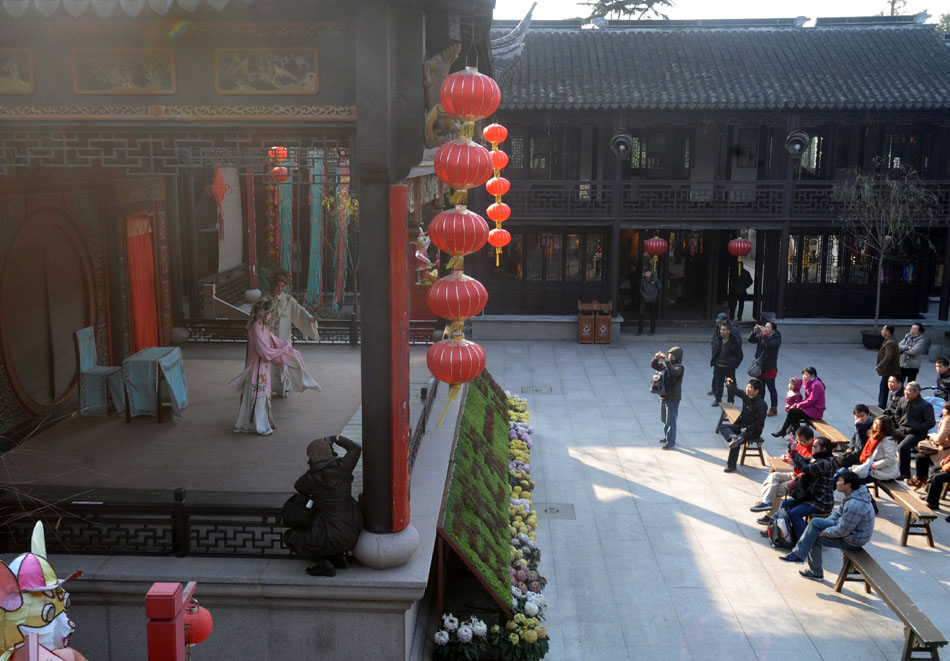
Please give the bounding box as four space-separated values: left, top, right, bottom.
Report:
482 122 511 266
440 68 502 123
427 206 490 271
644 236 669 271
427 271 489 322
427 331 487 425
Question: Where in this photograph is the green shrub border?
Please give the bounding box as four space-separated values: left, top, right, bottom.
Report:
438 370 512 613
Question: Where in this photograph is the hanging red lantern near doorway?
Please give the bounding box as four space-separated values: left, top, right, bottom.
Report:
204 168 231 241
727 237 753 274
426 335 487 425
440 67 502 123
427 206 490 271
644 235 668 271
183 600 213 646
427 271 489 321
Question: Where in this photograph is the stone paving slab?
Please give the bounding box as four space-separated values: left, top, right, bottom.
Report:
481 338 950 661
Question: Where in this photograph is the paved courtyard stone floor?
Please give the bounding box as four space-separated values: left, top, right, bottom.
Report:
481 338 950 661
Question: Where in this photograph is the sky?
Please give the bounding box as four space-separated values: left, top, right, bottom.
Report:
492 0 950 23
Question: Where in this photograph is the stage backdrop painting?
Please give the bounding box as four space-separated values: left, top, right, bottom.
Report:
214 48 318 95
0 48 33 94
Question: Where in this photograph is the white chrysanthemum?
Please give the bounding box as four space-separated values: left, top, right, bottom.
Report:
471 619 488 637
457 625 473 643
524 601 539 617
434 630 449 646
442 613 459 631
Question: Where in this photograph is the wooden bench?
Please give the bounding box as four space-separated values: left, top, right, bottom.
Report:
874 480 938 547
807 419 852 451
869 404 886 419
767 455 793 473
714 402 765 466
834 548 947 660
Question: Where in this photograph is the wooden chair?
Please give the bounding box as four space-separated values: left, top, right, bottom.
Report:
74 326 123 417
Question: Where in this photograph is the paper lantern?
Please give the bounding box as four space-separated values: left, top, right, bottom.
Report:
486 202 511 223
483 123 508 145
428 206 489 257
183 602 213 646
268 145 288 160
427 338 486 386
434 139 493 191
644 236 668 256
427 272 489 321
440 67 501 123
485 177 511 197
727 237 752 258
269 166 290 182
488 228 511 249
490 150 509 171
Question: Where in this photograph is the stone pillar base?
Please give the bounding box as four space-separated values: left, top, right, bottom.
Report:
353 524 420 569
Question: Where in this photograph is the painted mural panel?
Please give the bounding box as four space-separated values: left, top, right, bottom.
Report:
0 48 33 94
214 48 318 95
72 48 176 95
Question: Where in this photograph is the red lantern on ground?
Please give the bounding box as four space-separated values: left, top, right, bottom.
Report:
727 237 752 258
269 166 290 182
486 202 511 223
485 176 511 197
440 67 502 122
184 602 213 646
491 150 509 170
483 123 508 145
434 139 493 192
428 206 490 261
268 145 288 160
427 272 489 321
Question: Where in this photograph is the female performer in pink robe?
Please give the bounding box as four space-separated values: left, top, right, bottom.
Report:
229 297 320 436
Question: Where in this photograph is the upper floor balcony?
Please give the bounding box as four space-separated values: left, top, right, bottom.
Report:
496 180 950 224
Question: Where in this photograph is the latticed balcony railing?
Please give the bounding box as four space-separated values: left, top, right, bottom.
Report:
499 180 950 222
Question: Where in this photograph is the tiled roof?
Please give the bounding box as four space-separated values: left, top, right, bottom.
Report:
494 21 950 111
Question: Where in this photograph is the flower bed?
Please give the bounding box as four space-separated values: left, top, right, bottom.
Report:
436 381 549 660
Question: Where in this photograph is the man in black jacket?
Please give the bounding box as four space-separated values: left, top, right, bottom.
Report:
721 377 768 473
935 357 950 401
710 322 743 406
895 381 937 481
651 346 684 450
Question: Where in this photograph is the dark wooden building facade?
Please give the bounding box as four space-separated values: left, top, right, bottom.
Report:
471 15 950 323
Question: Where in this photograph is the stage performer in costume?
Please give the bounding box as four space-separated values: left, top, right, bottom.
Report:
230 297 320 436
267 269 320 397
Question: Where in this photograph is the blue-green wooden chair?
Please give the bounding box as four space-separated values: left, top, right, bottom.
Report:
74 327 124 417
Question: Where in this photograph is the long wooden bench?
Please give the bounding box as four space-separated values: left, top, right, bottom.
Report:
807 419 852 451
869 404 887 419
874 480 938 547
834 548 947 660
714 401 765 466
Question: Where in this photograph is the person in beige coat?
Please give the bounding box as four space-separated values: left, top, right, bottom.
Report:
909 401 950 489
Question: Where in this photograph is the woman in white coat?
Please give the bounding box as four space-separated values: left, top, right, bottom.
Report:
852 416 900 483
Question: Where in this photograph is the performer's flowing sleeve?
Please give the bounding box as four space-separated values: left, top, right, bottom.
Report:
249 323 295 363
290 297 320 341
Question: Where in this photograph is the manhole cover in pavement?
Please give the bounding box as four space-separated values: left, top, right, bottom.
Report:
533 502 575 520
521 386 553 394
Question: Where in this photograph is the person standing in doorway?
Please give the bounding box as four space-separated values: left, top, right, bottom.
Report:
875 325 900 409
651 346 684 450
637 268 661 336
898 323 930 385
749 321 782 417
729 260 753 321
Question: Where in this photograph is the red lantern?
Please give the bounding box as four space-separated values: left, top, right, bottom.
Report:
488 228 511 248
440 67 501 122
428 206 489 257
483 123 508 145
485 177 511 197
268 145 288 160
427 272 489 321
486 202 511 223
269 166 290 182
427 338 486 385
434 139 493 191
727 237 752 258
490 150 509 171
184 603 213 646
644 236 668 256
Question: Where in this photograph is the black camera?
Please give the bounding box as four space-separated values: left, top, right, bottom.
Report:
610 131 634 159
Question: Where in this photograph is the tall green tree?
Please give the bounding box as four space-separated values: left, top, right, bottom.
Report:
937 13 950 32
582 0 673 22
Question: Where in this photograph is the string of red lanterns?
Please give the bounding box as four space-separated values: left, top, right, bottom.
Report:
483 123 511 266
426 67 502 422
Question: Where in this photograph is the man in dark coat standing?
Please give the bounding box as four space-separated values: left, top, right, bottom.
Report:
721 377 768 473
729 261 754 321
652 346 684 450
710 322 743 406
638 268 661 336
875 325 900 409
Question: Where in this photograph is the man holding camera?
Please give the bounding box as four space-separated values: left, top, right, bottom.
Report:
721 377 767 473
651 347 684 450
